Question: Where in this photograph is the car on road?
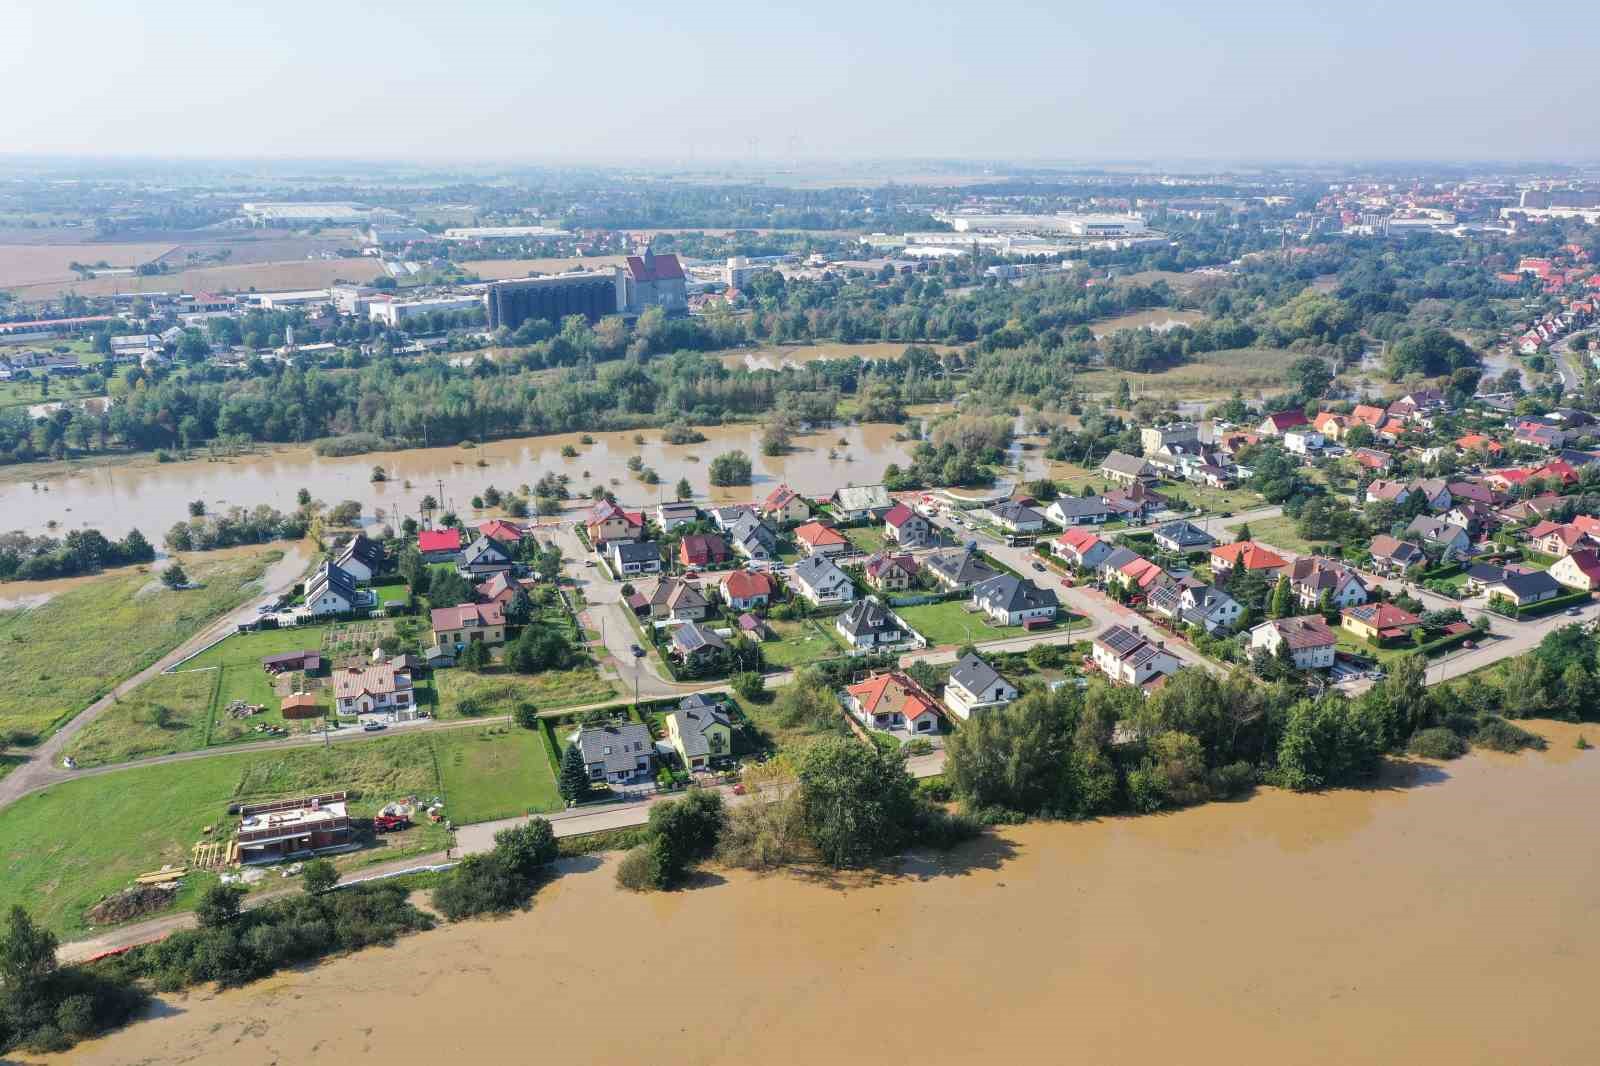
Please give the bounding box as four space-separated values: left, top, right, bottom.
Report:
362 721 387 732
1570 607 1585 616
630 643 645 657
1031 562 1046 572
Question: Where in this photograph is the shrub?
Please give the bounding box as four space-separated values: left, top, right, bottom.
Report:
615 840 672 892
194 884 246 928
1407 727 1468 760
301 859 339 895
431 853 524 920
1205 760 1257 799
908 805 983 849
1473 716 1547 752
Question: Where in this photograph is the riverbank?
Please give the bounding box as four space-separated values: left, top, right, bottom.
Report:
40 720 1600 1065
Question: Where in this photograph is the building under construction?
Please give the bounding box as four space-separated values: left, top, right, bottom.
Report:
233 792 352 864
486 269 626 330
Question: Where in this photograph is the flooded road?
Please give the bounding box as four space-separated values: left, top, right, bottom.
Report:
49 723 1600 1066
2 422 922 539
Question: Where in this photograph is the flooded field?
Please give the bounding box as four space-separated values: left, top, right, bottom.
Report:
1 422 924 539
1089 307 1206 337
48 722 1600 1065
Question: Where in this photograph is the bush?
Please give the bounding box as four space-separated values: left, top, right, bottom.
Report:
1205 760 1257 799
908 805 983 849
1472 715 1547 752
1407 727 1468 760
431 853 525 920
301 859 339 894
194 884 246 928
615 839 673 892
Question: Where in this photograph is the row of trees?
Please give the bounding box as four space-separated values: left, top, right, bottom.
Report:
0 528 154 582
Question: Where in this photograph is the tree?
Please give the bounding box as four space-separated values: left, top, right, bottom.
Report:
459 640 491 670
187 499 206 517
297 487 312 507
195 883 246 928
514 702 539 730
494 818 557 879
0 904 58 990
161 561 189 589
795 735 917 868
301 859 339 895
675 477 693 501
1269 575 1292 619
558 743 590 802
708 450 753 487
732 671 766 703
945 688 1080 816
1288 356 1334 402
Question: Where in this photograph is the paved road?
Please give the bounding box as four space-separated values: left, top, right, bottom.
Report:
0 545 311 810
1550 329 1594 394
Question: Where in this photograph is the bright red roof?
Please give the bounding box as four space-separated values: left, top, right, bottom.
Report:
722 570 773 599
626 252 685 282
418 528 462 552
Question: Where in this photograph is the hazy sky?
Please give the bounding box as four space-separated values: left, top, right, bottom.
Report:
4 0 1597 162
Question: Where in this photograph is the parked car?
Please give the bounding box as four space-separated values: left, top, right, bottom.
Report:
1031 562 1046 572
363 721 387 732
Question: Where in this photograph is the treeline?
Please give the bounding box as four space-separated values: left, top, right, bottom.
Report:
164 505 310 553
0 528 154 583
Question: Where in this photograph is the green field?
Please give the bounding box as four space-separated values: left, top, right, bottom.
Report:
760 618 846 668
1244 515 1323 556
434 665 615 717
61 670 218 767
1158 480 1263 515
434 727 562 824
896 600 1034 645
0 549 281 743
842 526 886 554
0 735 449 935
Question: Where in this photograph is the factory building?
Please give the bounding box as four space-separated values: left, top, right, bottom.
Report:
486 269 627 330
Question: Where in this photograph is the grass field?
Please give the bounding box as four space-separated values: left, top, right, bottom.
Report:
1074 347 1294 401
61 670 218 767
1158 480 1264 515
0 549 280 743
842 525 887 554
895 600 1032 646
6 256 386 301
434 726 562 824
0 735 446 935
0 376 107 413
761 618 846 668
434 666 615 718
1244 515 1323 556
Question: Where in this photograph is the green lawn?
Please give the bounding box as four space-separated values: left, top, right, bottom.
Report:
761 618 846 668
0 735 446 935
0 549 281 743
895 600 1031 646
1243 515 1324 556
62 670 219 768
434 726 562 824
434 665 615 718
370 578 412 607
1159 480 1263 515
183 624 330 670
842 526 886 554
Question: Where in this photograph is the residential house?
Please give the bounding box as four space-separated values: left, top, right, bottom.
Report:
1284 429 1324 455
1405 516 1471 561
791 554 854 606
586 500 644 545
477 519 526 549
1046 496 1112 527
883 503 935 547
1249 616 1337 670
608 539 663 576
1550 548 1600 591
332 662 415 719
1455 434 1505 458
1411 479 1453 512
720 569 773 611
666 695 733 771
1258 410 1310 436
1350 404 1388 430
475 572 521 610
1096 546 1143 584
1527 517 1600 558
1053 527 1114 571
1448 480 1500 507
417 527 463 562
334 533 384 584
1342 602 1421 643
863 552 918 592
990 500 1046 534
710 505 755 532
1091 624 1181 690
1351 447 1393 474
1100 451 1157 486
1209 541 1287 579
1365 479 1412 506
1117 555 1169 595
1102 481 1165 522
671 620 729 665
1482 568 1564 608
835 598 906 649
1148 582 1243 634
459 534 515 578
1152 520 1216 553
1514 421 1565 450
844 672 942 735
759 483 811 526
430 602 507 653
655 502 700 532
678 533 729 569
1368 534 1425 576
727 511 779 561
794 521 850 557
971 575 1059 627
942 652 1019 720
304 562 365 617
573 722 654 784
1287 556 1369 611
1139 422 1203 456
1445 502 1496 536
649 577 709 621
1312 411 1348 439
830 484 894 521
924 547 999 591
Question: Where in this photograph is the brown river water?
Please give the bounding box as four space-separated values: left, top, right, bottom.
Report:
45 723 1600 1065
2 422 935 540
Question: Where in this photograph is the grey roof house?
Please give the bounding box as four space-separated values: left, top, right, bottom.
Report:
572 722 655 783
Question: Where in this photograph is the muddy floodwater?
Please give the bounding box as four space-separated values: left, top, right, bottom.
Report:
1090 307 1206 337
2 421 928 539
49 723 1600 1066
